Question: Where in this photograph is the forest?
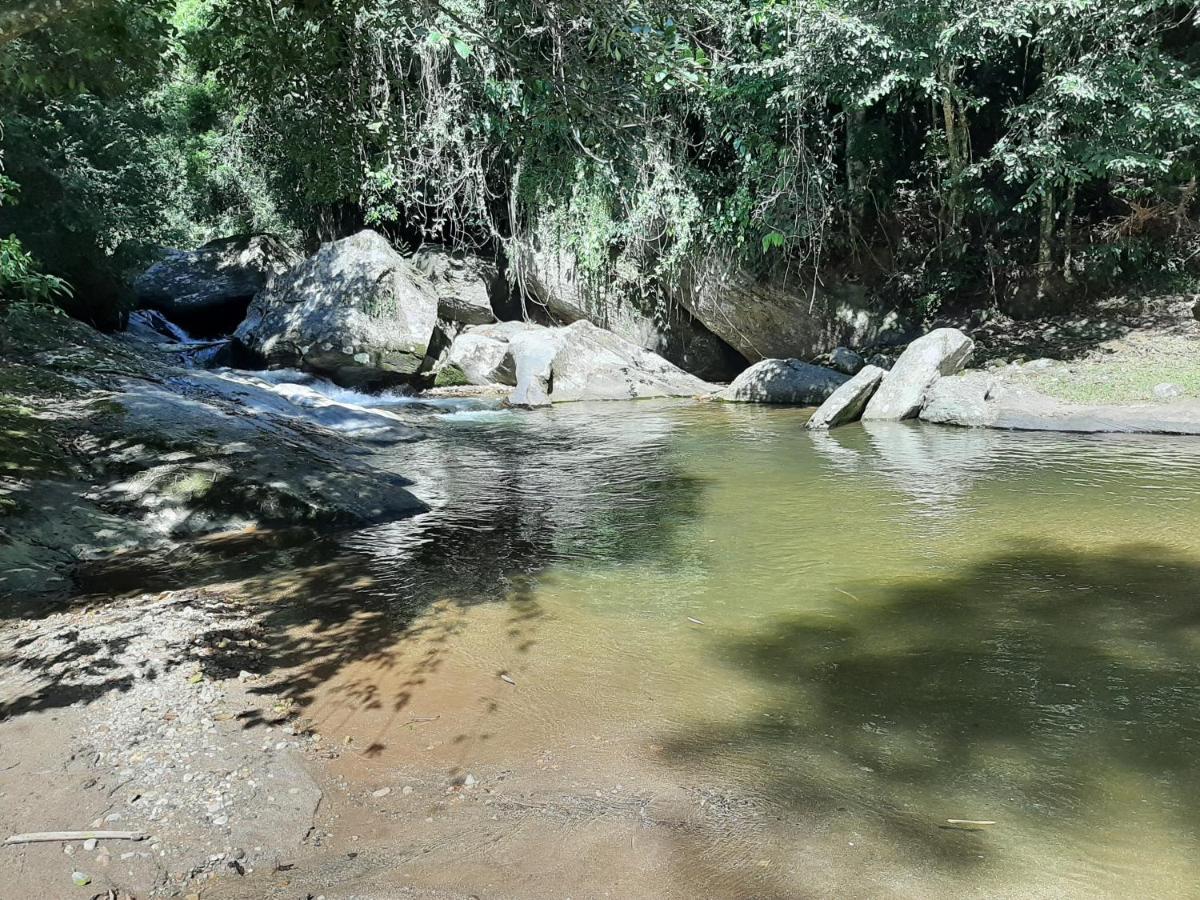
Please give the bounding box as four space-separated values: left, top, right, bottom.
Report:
3 0 1200 328
5 5 1200 898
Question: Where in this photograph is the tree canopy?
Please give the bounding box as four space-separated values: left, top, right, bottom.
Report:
3 0 1200 325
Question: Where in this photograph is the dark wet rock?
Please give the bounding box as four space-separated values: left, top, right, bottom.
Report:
235 230 439 387
866 353 893 371
507 320 714 405
718 359 848 405
862 328 974 421
134 234 300 337
410 246 500 325
806 365 886 429
83 378 427 537
829 347 865 376
1192 297 1200 321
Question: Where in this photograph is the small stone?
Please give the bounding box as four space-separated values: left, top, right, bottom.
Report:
1154 382 1184 400
372 787 392 798
402 785 414 796
71 871 91 886
83 839 98 851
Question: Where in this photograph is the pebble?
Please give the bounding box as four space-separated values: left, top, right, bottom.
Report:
83 838 98 851
402 785 413 796
71 871 91 886
372 787 392 798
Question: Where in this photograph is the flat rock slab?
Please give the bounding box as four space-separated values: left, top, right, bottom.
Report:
921 376 1200 435
806 365 885 429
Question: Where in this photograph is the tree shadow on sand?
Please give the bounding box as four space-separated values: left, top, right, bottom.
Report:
657 541 1200 891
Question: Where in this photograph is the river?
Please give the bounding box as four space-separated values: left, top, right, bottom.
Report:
82 376 1200 898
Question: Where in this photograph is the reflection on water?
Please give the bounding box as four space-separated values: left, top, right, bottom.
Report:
76 393 1200 897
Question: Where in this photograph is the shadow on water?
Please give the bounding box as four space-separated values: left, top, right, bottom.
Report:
659 541 1200 881
12 405 708 754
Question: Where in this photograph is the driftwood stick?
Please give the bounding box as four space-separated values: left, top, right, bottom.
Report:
3 830 148 846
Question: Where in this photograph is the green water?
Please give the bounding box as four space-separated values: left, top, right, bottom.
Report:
98 397 1200 896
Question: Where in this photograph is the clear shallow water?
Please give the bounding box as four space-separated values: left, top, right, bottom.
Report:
86 387 1200 897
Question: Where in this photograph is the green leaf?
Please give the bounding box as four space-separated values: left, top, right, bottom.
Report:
452 37 472 59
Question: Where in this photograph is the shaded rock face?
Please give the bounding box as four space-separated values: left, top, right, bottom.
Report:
718 359 848 405
411 246 500 325
521 245 746 382
677 261 916 364
862 327 974 421
806 365 885 429
829 347 865 375
134 234 301 337
85 379 427 537
506 320 715 406
235 230 439 388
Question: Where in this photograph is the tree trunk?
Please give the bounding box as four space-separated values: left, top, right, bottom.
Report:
845 104 867 234
1037 186 1056 303
939 62 970 236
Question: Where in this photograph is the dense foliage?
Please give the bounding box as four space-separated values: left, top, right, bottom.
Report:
3 0 1200 325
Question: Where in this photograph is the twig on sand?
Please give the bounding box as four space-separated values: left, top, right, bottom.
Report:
944 819 996 828
3 831 148 846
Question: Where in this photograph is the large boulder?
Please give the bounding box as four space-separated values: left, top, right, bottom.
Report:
410 246 499 325
675 259 915 364
862 328 974 421
520 244 746 382
806 365 886 429
506 320 714 406
443 333 516 386
234 230 440 387
435 321 546 387
919 372 995 427
718 359 848 405
134 234 300 337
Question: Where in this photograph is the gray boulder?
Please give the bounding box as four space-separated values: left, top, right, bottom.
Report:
520 242 745 381
507 320 714 406
444 333 516 386
718 359 848 405
806 365 885 429
134 234 300 337
862 328 974 421
829 347 865 375
411 246 499 325
919 372 996 427
676 259 915 364
235 230 439 386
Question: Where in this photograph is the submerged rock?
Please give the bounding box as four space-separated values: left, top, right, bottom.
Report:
806 365 885 429
235 230 439 387
134 234 300 337
862 328 974 421
718 359 848 405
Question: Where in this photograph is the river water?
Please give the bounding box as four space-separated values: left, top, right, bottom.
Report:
95 379 1200 897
